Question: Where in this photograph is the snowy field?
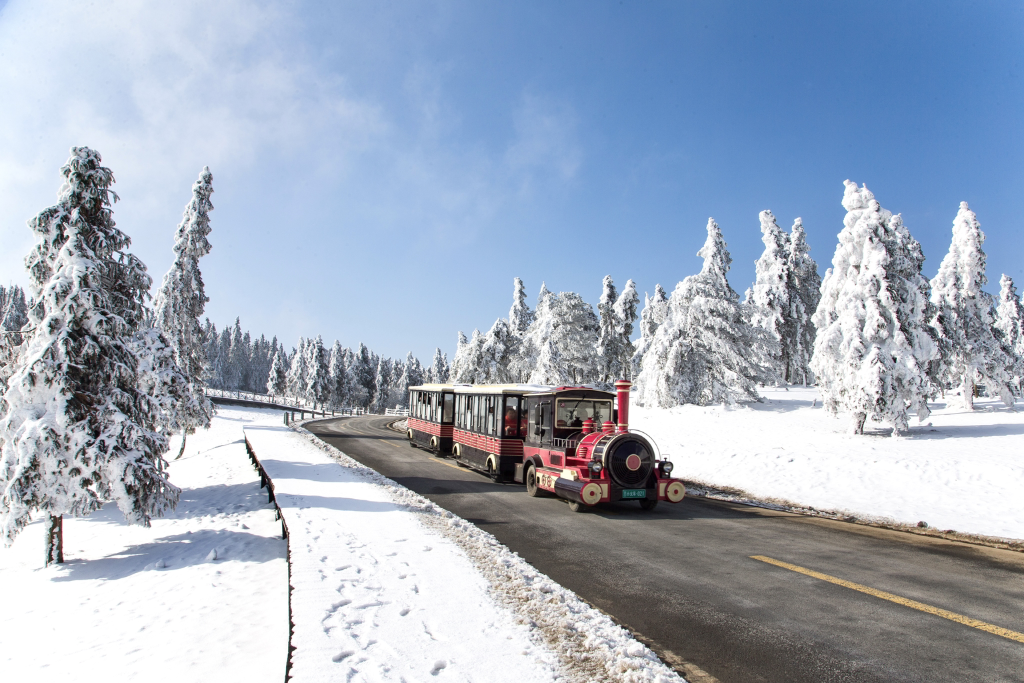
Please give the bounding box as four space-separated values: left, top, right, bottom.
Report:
0 406 290 682
252 418 682 682
633 387 1024 540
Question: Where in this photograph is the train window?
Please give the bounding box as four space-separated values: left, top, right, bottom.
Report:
556 399 613 429
486 396 496 436
431 393 439 423
503 396 520 438
442 393 454 424
461 395 469 430
527 402 537 441
539 401 551 444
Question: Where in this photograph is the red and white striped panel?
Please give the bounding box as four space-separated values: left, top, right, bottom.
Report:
453 429 524 456
408 419 454 439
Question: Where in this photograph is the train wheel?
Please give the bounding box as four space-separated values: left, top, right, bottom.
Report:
567 500 584 513
639 497 659 511
407 430 416 447
525 466 541 497
486 457 501 482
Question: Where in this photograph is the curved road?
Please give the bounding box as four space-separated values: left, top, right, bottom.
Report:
307 416 1024 683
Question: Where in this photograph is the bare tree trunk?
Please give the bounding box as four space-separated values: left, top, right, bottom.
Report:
175 434 187 460
45 513 63 566
963 375 975 411
851 412 866 435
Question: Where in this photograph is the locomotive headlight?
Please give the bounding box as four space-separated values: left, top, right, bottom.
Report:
660 461 674 476
588 460 603 474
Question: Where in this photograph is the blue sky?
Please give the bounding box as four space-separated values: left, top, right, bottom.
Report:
0 1 1021 363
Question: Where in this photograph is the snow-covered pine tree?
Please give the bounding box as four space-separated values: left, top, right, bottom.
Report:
632 284 668 377
995 274 1024 393
748 210 791 382
509 277 533 337
479 318 516 383
351 344 378 408
450 332 471 383
811 181 936 434
453 330 485 383
929 202 1015 409
326 341 346 407
267 345 288 398
786 218 821 385
596 276 626 385
636 218 767 407
549 292 600 386
371 358 393 413
613 279 639 380
0 147 180 563
394 352 425 407
427 347 450 384
285 337 308 400
518 283 556 383
152 166 215 458
304 335 330 409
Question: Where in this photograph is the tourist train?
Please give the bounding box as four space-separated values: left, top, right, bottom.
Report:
405 380 685 512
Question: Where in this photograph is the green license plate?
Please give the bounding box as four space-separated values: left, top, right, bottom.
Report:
621 489 647 499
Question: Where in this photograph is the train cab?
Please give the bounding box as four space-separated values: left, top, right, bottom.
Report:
406 384 455 453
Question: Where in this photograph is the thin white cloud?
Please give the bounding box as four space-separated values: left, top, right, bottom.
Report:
505 92 582 184
0 0 385 282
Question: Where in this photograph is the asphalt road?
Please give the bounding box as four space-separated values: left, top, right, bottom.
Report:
306 415 1024 683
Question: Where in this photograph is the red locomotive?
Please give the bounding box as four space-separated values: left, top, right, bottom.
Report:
406 380 685 512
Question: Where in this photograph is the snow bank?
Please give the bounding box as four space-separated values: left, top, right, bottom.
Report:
248 419 684 682
633 387 1024 540
0 406 289 682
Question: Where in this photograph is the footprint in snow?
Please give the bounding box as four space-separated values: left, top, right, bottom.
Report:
430 660 447 675
423 546 432 552
331 650 355 663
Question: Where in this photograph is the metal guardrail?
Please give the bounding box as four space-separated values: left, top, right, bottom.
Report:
385 408 410 416
204 388 368 416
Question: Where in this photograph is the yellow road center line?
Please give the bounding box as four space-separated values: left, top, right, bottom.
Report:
377 439 403 448
751 555 1024 644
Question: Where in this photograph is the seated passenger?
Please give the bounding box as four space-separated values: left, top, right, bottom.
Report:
504 407 517 436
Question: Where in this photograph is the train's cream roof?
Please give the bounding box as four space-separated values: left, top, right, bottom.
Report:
409 383 553 395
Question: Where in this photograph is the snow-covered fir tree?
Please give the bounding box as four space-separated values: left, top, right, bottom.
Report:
286 337 308 399
304 335 330 409
394 352 425 407
547 292 600 385
427 347 450 384
596 276 626 385
267 346 288 397
636 218 767 407
748 210 791 382
929 202 1015 409
811 181 936 434
632 284 668 376
786 218 821 385
517 283 556 383
994 274 1024 393
0 147 179 563
152 166 216 457
509 277 533 337
613 279 640 380
478 318 516 384
452 329 484 383
371 358 394 413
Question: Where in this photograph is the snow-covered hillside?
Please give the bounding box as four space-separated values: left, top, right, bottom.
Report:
633 387 1024 540
0 407 290 682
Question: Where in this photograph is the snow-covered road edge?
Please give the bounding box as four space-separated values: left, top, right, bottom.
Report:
678 480 1024 554
288 420 685 683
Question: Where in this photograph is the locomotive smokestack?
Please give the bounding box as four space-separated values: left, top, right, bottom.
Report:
615 380 632 433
